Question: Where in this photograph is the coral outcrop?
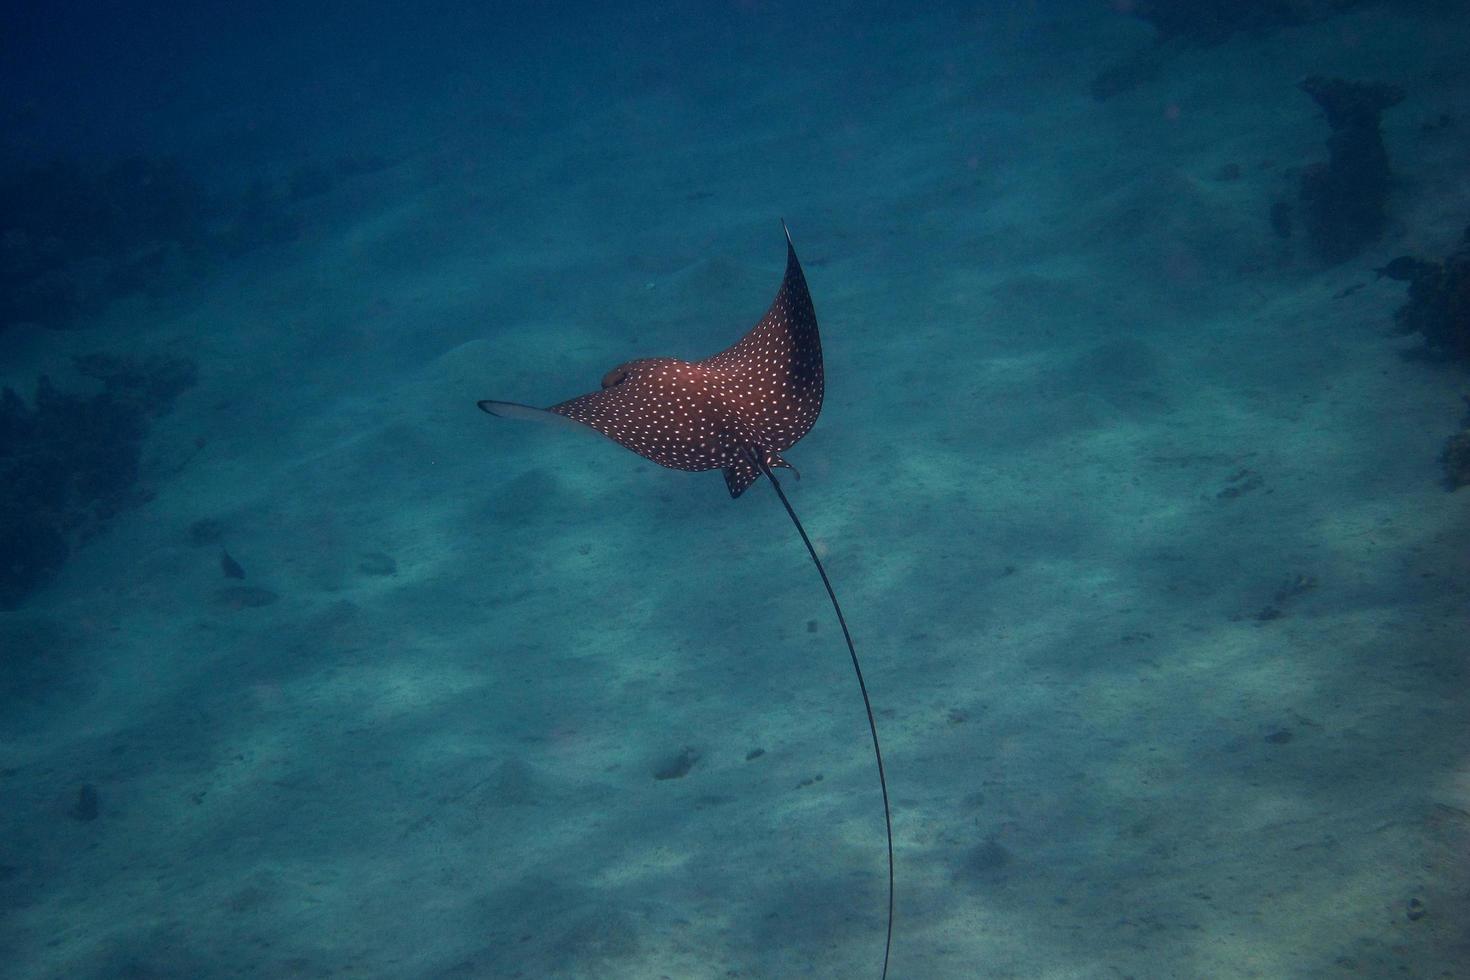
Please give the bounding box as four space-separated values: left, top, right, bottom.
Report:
0 158 208 330
1386 225 1470 362
1443 414 1470 490
0 354 195 608
1297 76 1404 263
1381 229 1470 489
1090 0 1364 100
0 153 390 333
1130 0 1362 45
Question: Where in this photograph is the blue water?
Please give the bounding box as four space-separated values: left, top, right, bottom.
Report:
3 3 1468 977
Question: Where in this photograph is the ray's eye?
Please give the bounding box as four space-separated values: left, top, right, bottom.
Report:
601 365 632 389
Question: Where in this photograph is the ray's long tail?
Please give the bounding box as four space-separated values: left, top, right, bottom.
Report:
751 451 893 980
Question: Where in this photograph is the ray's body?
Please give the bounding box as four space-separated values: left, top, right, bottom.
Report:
486 228 822 499
479 225 893 978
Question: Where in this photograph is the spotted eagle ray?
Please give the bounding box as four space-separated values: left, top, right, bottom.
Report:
478 224 893 978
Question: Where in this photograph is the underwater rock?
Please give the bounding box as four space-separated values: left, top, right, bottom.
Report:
1443 429 1470 490
0 157 208 331
1376 256 1434 281
1269 201 1293 239
1389 227 1470 363
1297 76 1404 264
73 352 196 414
1128 0 1362 45
1091 1 1361 99
0 354 196 608
0 522 68 610
1380 243 1470 479
1252 575 1315 621
956 837 1012 888
652 746 699 780
0 616 81 707
287 162 335 202
1217 468 1264 499
485 759 540 807
358 552 398 576
0 151 393 334
1274 573 1318 604
219 179 302 256
220 549 246 579
1089 47 1164 101
187 518 226 546
69 783 100 821
213 586 279 609
1441 398 1470 491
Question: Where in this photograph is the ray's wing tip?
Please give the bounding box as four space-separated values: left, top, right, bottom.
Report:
780 219 803 273
478 399 555 423
477 399 593 433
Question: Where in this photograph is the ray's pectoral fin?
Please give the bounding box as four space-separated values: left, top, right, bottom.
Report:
477 399 590 434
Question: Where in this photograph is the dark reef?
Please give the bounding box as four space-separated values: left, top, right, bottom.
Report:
1443 402 1470 491
0 153 390 333
1388 226 1470 363
1296 76 1404 264
70 783 100 821
1129 0 1362 45
1091 0 1363 100
1381 229 1470 489
1269 201 1294 239
0 354 196 608
1089 48 1165 102
0 158 210 330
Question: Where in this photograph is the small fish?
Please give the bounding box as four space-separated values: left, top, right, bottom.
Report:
220 548 245 579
